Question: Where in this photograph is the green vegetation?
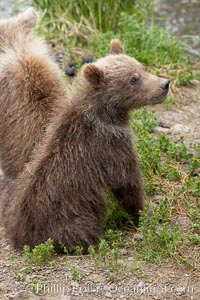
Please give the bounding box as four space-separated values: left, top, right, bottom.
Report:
23 239 55 265
90 13 184 66
34 0 136 33
33 0 200 85
71 265 84 280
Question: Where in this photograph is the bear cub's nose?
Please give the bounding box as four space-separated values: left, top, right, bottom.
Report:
161 79 170 90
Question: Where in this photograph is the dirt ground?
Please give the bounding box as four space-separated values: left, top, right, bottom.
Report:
0 81 200 300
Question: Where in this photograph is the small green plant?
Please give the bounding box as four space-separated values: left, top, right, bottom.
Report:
23 245 33 262
137 198 183 262
189 157 200 175
74 246 83 256
104 229 125 247
130 109 161 177
176 70 194 86
188 234 200 245
166 168 181 181
108 272 117 282
189 145 200 175
29 279 43 294
9 254 16 264
159 134 191 163
23 239 55 265
16 272 25 281
89 238 121 269
71 265 83 281
105 193 133 230
0 284 4 291
187 177 200 198
164 96 176 106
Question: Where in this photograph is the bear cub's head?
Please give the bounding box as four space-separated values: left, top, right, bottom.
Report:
82 39 169 110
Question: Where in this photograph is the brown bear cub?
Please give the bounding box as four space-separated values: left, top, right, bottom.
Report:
0 9 68 178
1 39 169 252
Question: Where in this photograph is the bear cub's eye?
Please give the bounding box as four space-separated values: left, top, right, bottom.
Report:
130 75 139 85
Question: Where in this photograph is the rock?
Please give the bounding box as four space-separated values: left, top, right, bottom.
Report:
105 292 113 298
138 281 145 288
190 79 200 85
8 290 40 300
133 233 143 241
119 249 129 256
82 57 93 64
171 124 190 135
88 274 102 282
127 257 134 261
175 286 187 295
64 67 75 77
154 126 171 134
68 62 77 68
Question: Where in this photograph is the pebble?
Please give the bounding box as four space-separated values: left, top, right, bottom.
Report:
127 257 134 261
171 124 190 135
8 290 39 300
105 292 113 298
64 67 75 77
119 249 129 256
137 281 145 288
82 57 93 64
190 79 200 85
88 274 101 282
154 127 171 134
133 233 143 241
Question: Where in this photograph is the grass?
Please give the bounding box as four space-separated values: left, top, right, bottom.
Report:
33 0 200 86
90 12 185 67
34 0 137 33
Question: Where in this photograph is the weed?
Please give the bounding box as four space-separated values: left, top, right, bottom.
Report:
188 208 200 220
74 246 83 256
136 198 183 262
71 265 83 281
30 279 43 294
23 239 55 265
50 261 57 268
104 229 125 247
0 284 3 291
16 272 25 281
108 272 117 282
9 254 16 264
164 96 177 106
187 177 200 198
104 193 133 230
159 134 191 163
189 144 200 175
188 234 200 245
166 167 181 182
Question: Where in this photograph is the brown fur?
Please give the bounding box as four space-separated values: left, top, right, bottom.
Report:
1 39 169 251
0 9 68 178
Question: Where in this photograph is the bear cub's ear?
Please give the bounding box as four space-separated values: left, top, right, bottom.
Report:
83 64 104 86
110 39 125 55
17 8 37 30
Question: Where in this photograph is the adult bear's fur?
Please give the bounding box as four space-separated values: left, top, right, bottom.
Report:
0 9 68 178
1 39 169 251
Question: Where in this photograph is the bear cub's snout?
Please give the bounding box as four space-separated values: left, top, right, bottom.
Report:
160 79 170 90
